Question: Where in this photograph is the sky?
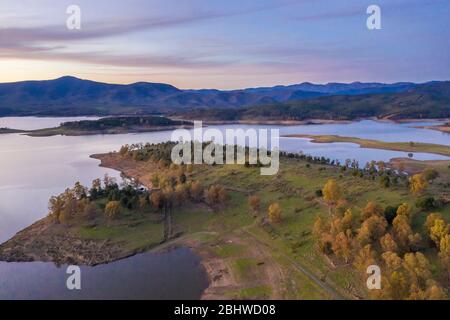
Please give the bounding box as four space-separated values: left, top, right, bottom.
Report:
0 0 449 89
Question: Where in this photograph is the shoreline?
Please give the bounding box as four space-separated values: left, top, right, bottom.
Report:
283 134 450 157
92 152 232 299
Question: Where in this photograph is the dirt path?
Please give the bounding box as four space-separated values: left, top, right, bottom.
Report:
241 227 343 300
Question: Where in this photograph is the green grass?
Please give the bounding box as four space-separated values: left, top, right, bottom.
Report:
226 285 272 299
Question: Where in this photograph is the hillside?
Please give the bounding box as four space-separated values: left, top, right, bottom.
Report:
0 76 417 116
176 82 450 121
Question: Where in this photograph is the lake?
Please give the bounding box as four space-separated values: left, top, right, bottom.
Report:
0 117 449 299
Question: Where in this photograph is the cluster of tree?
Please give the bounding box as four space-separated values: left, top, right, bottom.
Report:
61 116 190 131
247 195 282 224
313 179 449 299
120 141 276 168
281 152 428 190
48 174 147 223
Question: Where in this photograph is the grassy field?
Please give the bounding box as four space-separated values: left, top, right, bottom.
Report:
94 151 449 299
284 134 450 156
3 146 448 299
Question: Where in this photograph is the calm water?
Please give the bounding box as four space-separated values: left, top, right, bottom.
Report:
0 117 449 299
0 247 208 300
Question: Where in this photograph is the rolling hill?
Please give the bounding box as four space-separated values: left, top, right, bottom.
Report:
0 76 419 116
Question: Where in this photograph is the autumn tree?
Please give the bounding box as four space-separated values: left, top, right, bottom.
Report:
393 214 421 251
48 195 64 222
438 234 450 277
353 244 377 273
322 179 341 205
361 201 383 220
332 232 352 263
248 195 261 215
410 173 428 195
396 203 413 221
105 201 121 218
429 218 448 248
204 185 228 206
356 215 387 246
380 233 399 253
268 203 282 223
189 181 204 202
150 191 164 210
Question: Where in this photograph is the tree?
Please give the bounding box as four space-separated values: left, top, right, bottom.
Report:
382 251 402 271
332 232 352 263
356 215 387 246
438 234 450 273
268 203 282 223
92 178 102 192
312 216 325 238
73 181 88 199
150 191 164 210
105 201 121 218
48 195 64 222
189 181 204 202
425 213 443 233
393 214 421 251
361 201 383 220
429 218 448 248
380 233 399 253
248 195 261 214
322 179 341 205
204 185 227 206
353 244 377 273
82 201 99 219
403 252 431 288
150 174 160 188
410 173 428 195
396 203 413 221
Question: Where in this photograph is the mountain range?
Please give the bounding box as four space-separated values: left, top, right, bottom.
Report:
0 76 423 116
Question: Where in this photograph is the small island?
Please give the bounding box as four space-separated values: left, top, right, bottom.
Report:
284 134 450 157
0 127 27 134
0 116 193 137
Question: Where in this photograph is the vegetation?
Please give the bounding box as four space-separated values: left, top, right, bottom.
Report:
175 81 450 121
2 141 449 300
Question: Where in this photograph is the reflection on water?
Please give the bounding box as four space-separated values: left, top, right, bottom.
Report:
0 248 208 300
0 117 448 299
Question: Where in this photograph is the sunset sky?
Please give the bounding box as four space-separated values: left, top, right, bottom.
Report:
0 0 449 89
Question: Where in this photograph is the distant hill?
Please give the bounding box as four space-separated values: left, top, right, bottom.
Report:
175 81 450 121
0 76 419 116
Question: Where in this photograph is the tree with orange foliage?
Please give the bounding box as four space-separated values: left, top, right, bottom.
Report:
410 173 428 195
322 179 341 205
268 203 282 223
248 195 261 214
